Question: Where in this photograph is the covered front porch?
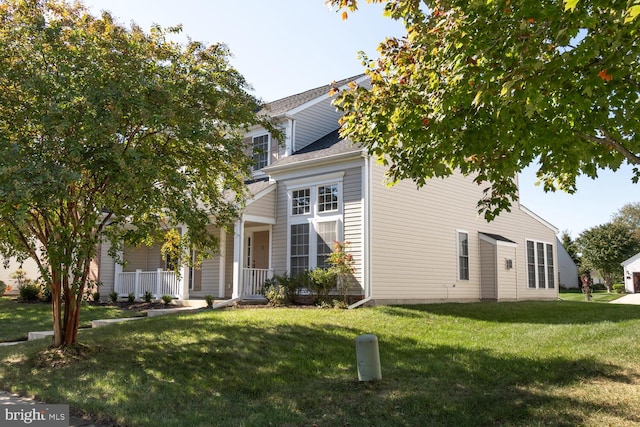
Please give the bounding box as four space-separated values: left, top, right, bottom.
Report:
110 181 277 301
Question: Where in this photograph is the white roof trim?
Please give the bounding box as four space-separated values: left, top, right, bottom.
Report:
621 251 640 267
519 204 559 233
286 75 369 116
263 150 363 175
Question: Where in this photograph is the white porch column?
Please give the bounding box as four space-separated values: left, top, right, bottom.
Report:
232 219 244 298
114 248 123 296
219 228 226 298
179 225 189 300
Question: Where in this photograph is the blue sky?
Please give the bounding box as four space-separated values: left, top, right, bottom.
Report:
82 0 638 238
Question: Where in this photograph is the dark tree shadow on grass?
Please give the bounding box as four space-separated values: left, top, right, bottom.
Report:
1 311 638 426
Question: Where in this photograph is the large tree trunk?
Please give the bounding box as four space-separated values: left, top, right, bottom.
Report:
52 258 91 347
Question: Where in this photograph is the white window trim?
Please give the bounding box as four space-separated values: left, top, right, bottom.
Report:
526 239 555 289
456 230 470 281
286 174 345 273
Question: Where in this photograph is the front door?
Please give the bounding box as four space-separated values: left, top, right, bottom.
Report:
634 273 640 293
252 231 269 269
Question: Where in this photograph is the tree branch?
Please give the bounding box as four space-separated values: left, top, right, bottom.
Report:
578 131 640 165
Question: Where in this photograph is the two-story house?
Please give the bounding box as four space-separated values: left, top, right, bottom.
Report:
99 75 559 305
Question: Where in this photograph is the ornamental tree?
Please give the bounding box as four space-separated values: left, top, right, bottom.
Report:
328 0 640 219
612 202 640 240
576 223 640 292
0 0 271 347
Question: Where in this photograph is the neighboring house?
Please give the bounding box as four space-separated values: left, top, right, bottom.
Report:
98 75 559 304
556 237 579 288
0 257 41 295
621 252 640 293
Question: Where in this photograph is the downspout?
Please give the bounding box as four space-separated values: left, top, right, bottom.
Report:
349 153 373 310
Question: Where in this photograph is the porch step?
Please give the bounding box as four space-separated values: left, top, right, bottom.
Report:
240 294 268 305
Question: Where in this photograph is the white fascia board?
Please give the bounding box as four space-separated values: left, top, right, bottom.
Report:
263 151 363 176
243 214 276 225
266 157 363 182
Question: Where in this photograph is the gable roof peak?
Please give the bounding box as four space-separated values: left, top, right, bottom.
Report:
259 74 364 117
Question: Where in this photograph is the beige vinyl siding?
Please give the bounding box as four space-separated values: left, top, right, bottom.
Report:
291 101 343 152
370 163 557 303
497 245 518 300
99 240 115 295
122 244 163 272
189 225 222 298
245 189 276 219
343 166 364 291
271 181 289 275
479 239 497 300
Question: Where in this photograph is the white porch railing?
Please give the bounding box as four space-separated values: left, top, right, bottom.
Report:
116 268 182 299
242 268 273 296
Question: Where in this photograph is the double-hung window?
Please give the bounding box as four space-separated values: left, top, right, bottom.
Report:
526 240 555 289
290 224 310 276
252 134 269 170
287 175 343 275
457 231 469 280
316 221 337 268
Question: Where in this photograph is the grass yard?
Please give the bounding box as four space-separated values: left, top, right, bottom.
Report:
1 302 640 426
0 297 144 342
559 287 624 303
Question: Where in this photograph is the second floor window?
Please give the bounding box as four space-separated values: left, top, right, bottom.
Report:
292 189 311 215
318 184 339 212
252 134 269 170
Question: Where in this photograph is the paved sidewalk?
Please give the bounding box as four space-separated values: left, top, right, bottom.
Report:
0 389 108 427
610 293 640 305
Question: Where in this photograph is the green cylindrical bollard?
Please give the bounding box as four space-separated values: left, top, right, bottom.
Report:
355 334 381 381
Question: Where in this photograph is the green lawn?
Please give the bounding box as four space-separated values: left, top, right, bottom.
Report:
0 297 143 342
1 302 640 426
559 287 624 303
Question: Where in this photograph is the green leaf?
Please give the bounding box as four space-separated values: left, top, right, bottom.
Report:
564 0 579 12
472 90 483 107
625 5 640 23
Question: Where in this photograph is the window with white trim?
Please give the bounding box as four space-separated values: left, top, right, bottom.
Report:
458 231 469 280
526 240 554 289
252 134 269 170
292 189 310 215
287 177 343 274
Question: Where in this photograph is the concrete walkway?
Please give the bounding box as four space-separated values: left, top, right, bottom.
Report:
610 293 640 305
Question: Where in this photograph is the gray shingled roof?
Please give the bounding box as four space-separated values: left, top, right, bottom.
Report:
259 75 364 117
265 129 362 169
246 179 274 197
